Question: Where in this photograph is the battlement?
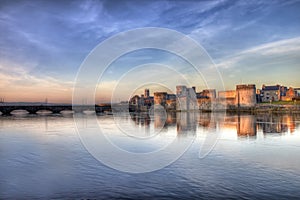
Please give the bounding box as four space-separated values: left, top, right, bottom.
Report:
236 84 256 90
154 92 167 96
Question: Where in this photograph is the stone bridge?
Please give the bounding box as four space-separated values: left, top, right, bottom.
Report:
0 104 112 115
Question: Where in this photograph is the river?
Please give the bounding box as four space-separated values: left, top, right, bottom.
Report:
0 112 300 199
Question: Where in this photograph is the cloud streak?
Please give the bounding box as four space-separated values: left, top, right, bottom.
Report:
216 37 300 69
215 37 300 89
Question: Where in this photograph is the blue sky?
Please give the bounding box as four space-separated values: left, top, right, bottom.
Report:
0 0 300 103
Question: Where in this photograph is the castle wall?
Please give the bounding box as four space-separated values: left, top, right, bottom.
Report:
224 98 236 106
177 96 187 110
202 89 216 99
166 99 176 110
187 88 197 110
218 90 236 107
154 92 167 106
197 98 211 110
218 90 236 99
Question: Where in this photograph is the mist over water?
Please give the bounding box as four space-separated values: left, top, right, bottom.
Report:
1 112 300 199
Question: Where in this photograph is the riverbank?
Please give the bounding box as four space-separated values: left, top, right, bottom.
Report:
225 104 300 114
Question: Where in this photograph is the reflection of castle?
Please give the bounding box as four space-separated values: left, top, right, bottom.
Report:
176 112 197 135
129 111 197 135
284 115 296 133
198 112 216 129
130 112 151 127
257 115 289 134
217 114 257 138
166 112 176 126
236 115 256 137
153 111 167 130
129 112 298 138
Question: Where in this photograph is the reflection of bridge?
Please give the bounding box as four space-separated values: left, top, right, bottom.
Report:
0 105 112 115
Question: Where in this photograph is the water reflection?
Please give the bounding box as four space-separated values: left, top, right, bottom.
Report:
129 112 300 139
1 112 300 199
176 112 197 135
0 112 299 140
256 114 298 135
237 115 256 137
130 112 151 127
198 112 216 129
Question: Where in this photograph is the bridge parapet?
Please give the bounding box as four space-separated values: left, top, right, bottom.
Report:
0 105 112 115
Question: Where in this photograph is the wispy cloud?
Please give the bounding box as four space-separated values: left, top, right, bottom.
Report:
0 0 300 101
216 37 300 69
215 37 300 88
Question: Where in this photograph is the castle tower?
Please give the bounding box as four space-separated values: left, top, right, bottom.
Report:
176 85 197 110
176 86 187 110
144 89 150 98
235 84 256 107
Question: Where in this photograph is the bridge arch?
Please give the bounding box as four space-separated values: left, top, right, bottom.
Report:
36 110 53 115
10 109 29 115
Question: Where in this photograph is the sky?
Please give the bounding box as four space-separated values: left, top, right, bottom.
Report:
0 0 300 103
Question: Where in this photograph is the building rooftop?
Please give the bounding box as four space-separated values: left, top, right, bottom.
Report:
262 85 280 90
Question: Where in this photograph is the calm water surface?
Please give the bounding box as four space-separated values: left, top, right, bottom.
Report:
0 112 300 199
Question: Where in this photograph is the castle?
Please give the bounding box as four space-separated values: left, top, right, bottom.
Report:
129 84 299 112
